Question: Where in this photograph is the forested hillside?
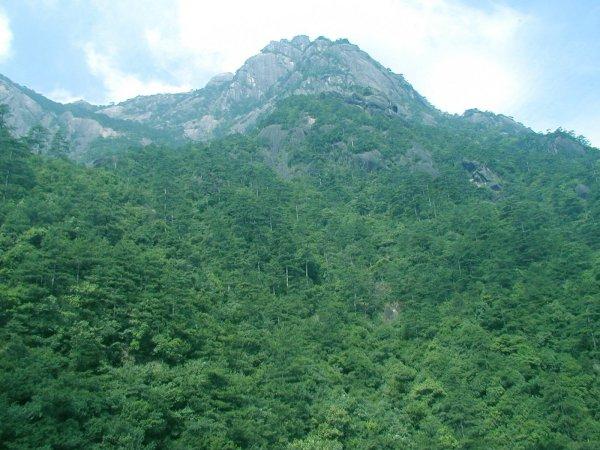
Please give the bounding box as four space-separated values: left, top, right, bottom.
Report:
1 94 599 449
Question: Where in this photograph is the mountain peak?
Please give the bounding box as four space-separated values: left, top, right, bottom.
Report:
205 72 234 89
6 35 587 158
0 35 440 152
91 34 437 142
262 35 312 55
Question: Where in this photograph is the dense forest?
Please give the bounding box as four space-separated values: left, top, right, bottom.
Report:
1 95 599 449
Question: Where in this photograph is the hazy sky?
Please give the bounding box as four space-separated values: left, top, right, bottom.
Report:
0 0 598 145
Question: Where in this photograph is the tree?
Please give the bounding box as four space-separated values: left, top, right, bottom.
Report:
0 105 34 200
26 125 50 154
49 127 70 158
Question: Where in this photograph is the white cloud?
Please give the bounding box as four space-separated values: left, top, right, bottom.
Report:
0 9 13 61
84 44 191 103
46 88 83 104
422 53 521 113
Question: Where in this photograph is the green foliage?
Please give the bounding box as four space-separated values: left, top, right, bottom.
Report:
0 96 599 448
49 127 70 158
25 124 50 154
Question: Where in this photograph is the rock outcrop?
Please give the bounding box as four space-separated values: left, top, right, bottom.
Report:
575 183 590 198
462 159 502 191
0 74 124 157
398 144 438 177
354 149 387 171
461 109 531 135
545 132 587 156
0 36 595 160
99 35 438 142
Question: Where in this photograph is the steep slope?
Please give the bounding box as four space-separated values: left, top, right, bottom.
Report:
99 35 438 140
0 74 124 155
0 74 182 158
1 93 599 448
1 35 592 162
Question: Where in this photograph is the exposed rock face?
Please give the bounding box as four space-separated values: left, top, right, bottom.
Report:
256 116 319 179
462 159 502 191
0 36 595 160
382 302 402 322
398 144 438 177
61 112 121 151
0 74 122 156
183 115 219 140
354 149 387 171
205 72 234 89
0 77 54 136
462 109 531 135
545 133 587 155
99 92 188 125
100 35 437 141
258 124 292 179
258 124 289 153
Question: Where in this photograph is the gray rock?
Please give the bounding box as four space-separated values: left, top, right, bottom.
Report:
0 35 440 155
546 133 586 155
291 35 311 50
462 159 502 191
258 124 288 153
0 76 54 136
258 124 293 179
382 302 401 322
205 72 234 89
0 74 121 157
462 109 531 135
289 127 307 144
183 114 219 140
94 35 438 143
399 144 439 177
8 35 588 162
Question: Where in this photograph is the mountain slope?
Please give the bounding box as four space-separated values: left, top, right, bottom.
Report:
0 35 599 449
0 74 122 154
1 87 599 448
0 74 184 159
0 35 592 160
1 35 440 157
99 35 438 140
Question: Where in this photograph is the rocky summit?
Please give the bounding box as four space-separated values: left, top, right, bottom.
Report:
98 35 437 139
1 36 441 157
0 35 591 163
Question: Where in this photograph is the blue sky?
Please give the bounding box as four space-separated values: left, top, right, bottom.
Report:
0 0 598 145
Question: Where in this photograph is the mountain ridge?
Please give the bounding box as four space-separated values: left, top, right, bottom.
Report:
0 35 593 160
96 35 438 139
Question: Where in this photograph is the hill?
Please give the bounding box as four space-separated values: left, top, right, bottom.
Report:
0 37 599 449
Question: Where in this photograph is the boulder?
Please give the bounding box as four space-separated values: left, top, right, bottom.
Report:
399 144 438 177
462 159 502 191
